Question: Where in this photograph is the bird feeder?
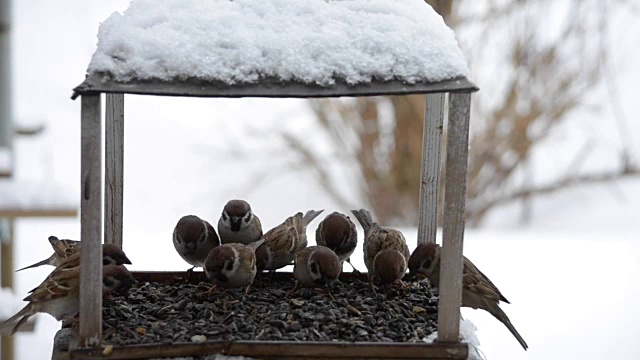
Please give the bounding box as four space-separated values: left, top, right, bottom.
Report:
63 0 478 358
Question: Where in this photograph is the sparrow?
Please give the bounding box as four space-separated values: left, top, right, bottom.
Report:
255 210 324 272
173 215 220 273
27 244 133 294
290 246 341 299
315 212 358 272
217 199 263 245
408 243 528 350
15 236 80 271
350 209 410 293
0 264 135 335
204 239 265 295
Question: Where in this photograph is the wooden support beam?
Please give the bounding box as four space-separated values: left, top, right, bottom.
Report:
1 219 14 360
437 93 471 342
79 94 103 347
417 93 445 245
105 93 124 248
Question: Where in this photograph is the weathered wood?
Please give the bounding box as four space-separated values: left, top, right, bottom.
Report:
417 93 445 245
79 94 103 347
68 341 468 360
438 93 471 343
72 74 478 100
1 218 14 360
0 209 77 218
105 93 124 248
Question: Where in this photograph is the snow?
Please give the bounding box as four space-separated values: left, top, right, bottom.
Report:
0 146 12 174
87 0 470 85
0 179 76 212
0 287 24 320
8 1 640 360
424 319 484 360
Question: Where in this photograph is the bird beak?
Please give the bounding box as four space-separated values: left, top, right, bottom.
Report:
123 256 133 265
230 217 242 231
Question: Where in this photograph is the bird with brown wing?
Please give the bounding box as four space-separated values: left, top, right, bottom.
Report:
408 243 528 350
350 209 410 293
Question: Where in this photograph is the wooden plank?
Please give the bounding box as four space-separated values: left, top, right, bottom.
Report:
0 209 77 218
69 341 468 360
79 94 103 347
104 93 124 248
437 93 471 343
417 93 445 245
72 74 478 100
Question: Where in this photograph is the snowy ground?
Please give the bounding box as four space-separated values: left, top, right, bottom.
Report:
5 1 640 359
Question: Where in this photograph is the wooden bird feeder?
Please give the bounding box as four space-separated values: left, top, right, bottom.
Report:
60 0 478 358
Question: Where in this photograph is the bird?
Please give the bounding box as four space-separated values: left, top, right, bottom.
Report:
26 244 133 294
350 209 410 293
203 240 265 295
173 215 220 276
255 210 324 272
315 212 359 273
290 246 341 299
15 236 80 271
217 199 263 245
408 242 528 350
0 264 135 336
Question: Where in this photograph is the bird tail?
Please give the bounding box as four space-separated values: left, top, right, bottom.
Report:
350 209 374 233
302 210 324 226
0 304 33 336
491 303 529 350
247 239 266 252
15 257 51 272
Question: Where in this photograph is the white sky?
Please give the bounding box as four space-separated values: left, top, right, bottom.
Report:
5 1 640 360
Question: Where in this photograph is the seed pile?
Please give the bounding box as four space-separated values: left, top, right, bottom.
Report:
102 275 439 345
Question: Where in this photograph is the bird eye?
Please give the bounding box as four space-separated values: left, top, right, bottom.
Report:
222 213 228 221
103 258 113 266
244 213 252 223
226 261 234 271
103 278 114 287
199 234 206 243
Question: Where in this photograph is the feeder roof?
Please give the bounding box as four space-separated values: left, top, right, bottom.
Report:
74 0 477 98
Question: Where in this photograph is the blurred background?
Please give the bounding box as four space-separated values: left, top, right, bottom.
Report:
1 0 639 359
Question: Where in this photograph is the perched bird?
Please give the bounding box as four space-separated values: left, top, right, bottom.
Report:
0 264 135 335
290 246 341 299
351 209 410 293
15 236 80 271
204 240 265 295
173 215 220 274
218 200 263 245
255 210 324 272
315 212 358 273
27 244 133 294
408 243 528 350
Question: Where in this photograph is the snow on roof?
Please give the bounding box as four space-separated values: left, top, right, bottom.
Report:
0 146 12 175
0 179 77 215
87 0 470 86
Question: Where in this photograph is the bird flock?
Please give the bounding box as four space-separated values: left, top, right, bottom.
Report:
0 199 528 350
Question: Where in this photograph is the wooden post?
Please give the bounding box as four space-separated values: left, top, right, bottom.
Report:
438 93 471 342
105 93 124 248
417 93 445 245
1 219 14 360
79 94 103 346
